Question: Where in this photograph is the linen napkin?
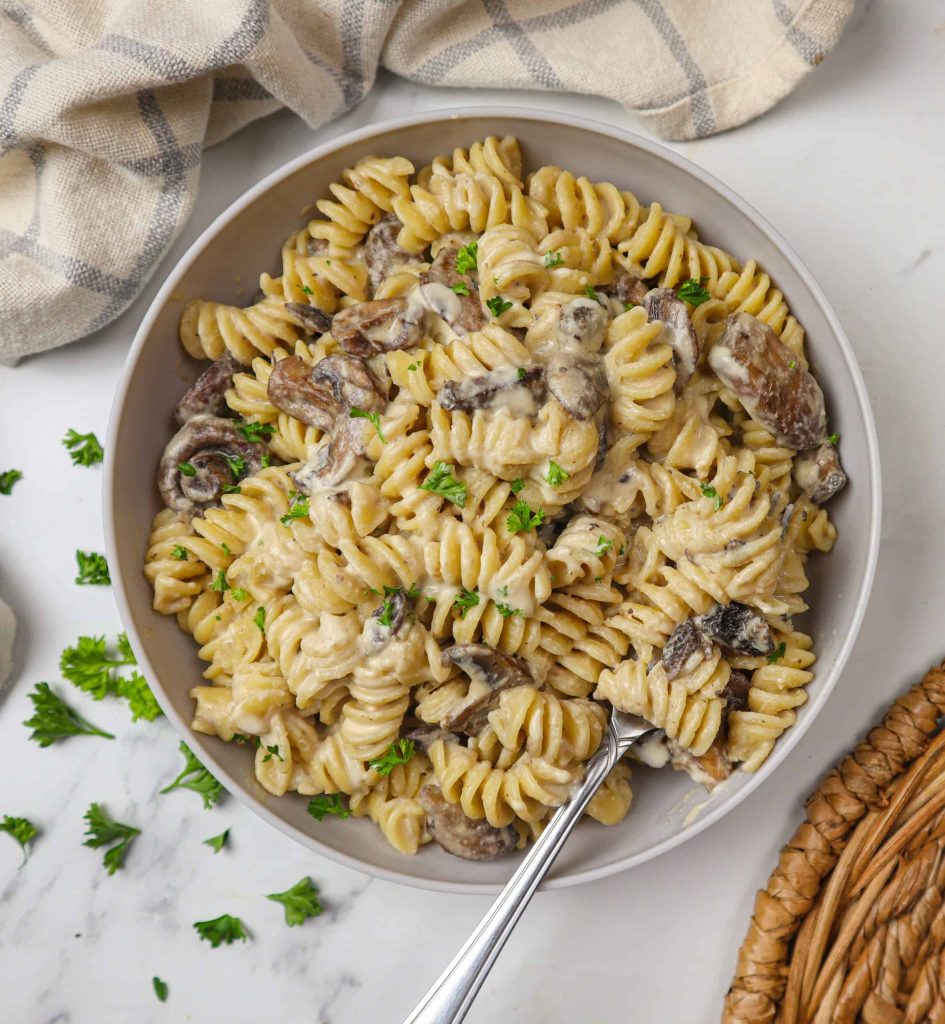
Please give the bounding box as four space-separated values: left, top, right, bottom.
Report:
0 0 853 363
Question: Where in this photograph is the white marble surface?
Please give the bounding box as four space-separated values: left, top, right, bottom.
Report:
2 3 944 1021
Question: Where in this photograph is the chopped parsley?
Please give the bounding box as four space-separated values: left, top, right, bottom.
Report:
236 421 277 443
230 587 248 603
0 469 22 495
221 483 241 495
350 406 386 443
203 829 230 854
267 877 324 927
506 499 544 533
828 433 840 446
160 741 223 809
1 815 38 861
624 302 638 311
178 461 197 477
301 285 313 295
420 462 466 507
171 545 189 560
62 429 104 466
455 240 478 275
23 683 114 746
152 978 169 1003
767 642 787 664
677 278 711 306
368 738 416 776
545 461 569 487
450 281 470 296
700 483 723 510
253 606 265 632
83 803 140 875
261 452 271 468
221 543 231 555
486 295 513 318
544 251 563 268
584 284 598 300
75 550 110 586
377 599 397 628
209 569 230 593
510 478 525 494
453 588 480 618
193 914 248 948
407 362 418 371
516 367 526 381
495 603 522 619
307 794 352 821
280 490 310 526
593 535 614 557
788 360 797 369
262 744 284 764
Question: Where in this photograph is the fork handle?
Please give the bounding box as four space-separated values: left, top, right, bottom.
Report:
402 732 623 1024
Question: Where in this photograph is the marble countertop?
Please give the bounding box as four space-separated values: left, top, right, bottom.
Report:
2 3 944 1021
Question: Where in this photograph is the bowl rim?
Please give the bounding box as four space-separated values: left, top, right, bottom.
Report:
104 104 882 894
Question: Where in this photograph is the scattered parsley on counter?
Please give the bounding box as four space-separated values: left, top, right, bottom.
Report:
368 738 416 776
1 815 38 861
74 550 110 586
420 462 466 507
307 794 351 821
280 490 310 526
350 407 386 443
171 545 189 561
767 642 787 664
450 281 470 296
23 683 114 746
455 240 478 274
193 914 249 948
160 742 223 809
116 672 162 723
236 421 277 443
83 803 140 875
267 877 324 927
62 429 104 466
152 977 169 1003
700 483 723 510
453 588 479 619
545 461 569 487
0 469 22 495
60 634 135 700
506 499 544 533
203 830 230 854
486 295 513 318
253 607 265 633
677 278 711 306
510 478 525 494
544 251 563 268
593 536 613 557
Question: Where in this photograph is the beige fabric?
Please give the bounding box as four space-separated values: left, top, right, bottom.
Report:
0 0 853 362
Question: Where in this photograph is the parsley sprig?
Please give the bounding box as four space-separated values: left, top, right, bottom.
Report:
160 742 223 809
677 278 711 306
593 535 613 557
767 642 787 664
544 251 563 268
83 803 140 875
510 478 525 494
307 794 351 821
1 815 38 861
23 683 114 746
420 462 467 507
62 429 104 466
75 550 110 585
280 490 310 526
506 499 544 533
193 914 249 948
700 483 723 510
368 738 416 776
453 588 480 618
350 406 386 443
267 877 324 927
0 469 23 495
495 603 522 619
545 461 569 487
60 633 135 701
450 281 470 296
486 295 513 318
236 421 277 443
455 241 478 274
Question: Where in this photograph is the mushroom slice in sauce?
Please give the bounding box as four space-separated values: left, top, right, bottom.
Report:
331 297 424 357
606 267 649 308
794 442 847 503
667 734 732 789
555 297 609 353
158 415 264 519
697 602 775 658
419 784 518 861
404 725 459 752
310 354 387 414
362 215 415 292
719 669 752 713
284 302 332 336
438 366 544 414
708 313 827 450
661 618 714 681
643 287 700 392
440 644 533 736
418 246 487 336
360 591 409 653
267 355 338 430
546 348 608 421
174 352 243 425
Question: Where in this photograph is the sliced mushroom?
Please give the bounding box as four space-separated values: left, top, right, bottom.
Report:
667 734 732 789
360 591 409 653
404 725 459 752
331 297 424 357
418 246 487 336
284 302 332 335
175 352 243 425
292 435 360 493
440 644 533 736
697 602 775 658
546 349 608 420
644 288 699 392
362 214 415 292
158 415 264 519
794 442 847 503
419 784 518 861
606 267 649 308
708 313 827 450
719 669 752 713
438 366 544 414
555 297 609 352
267 355 337 430
311 354 387 414
662 618 714 681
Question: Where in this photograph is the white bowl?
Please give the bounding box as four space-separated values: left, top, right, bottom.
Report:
105 107 881 893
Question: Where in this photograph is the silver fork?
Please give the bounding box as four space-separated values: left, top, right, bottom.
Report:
402 708 655 1024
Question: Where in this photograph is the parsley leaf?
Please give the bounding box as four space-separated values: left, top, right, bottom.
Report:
700 483 723 510
544 251 563 268
307 794 352 821
23 683 114 746
767 642 787 664
450 281 470 296
1 815 38 861
75 550 110 586
828 432 840 446
178 461 197 477
510 478 525 494
350 407 386 443
301 284 313 295
377 599 397 628
593 535 613 556
624 301 638 311
455 241 478 274
262 744 283 764
160 742 223 809
267 876 324 927
60 634 136 701
230 587 248 603
236 421 277 443
152 978 169 1003
209 569 230 593
253 606 265 633
225 455 245 482
116 672 162 723
545 461 569 487
506 499 544 533
221 483 241 494
420 462 466 507
486 295 513 318
495 603 522 619
453 587 480 618
193 914 248 948
407 362 418 371
368 738 416 776
62 429 104 467
0 469 23 495
203 829 230 854
83 803 140 875
516 367 526 381
677 279 711 306
584 284 598 300
171 545 189 560
280 490 310 526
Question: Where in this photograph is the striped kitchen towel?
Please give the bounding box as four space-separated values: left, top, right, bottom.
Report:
0 0 853 362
